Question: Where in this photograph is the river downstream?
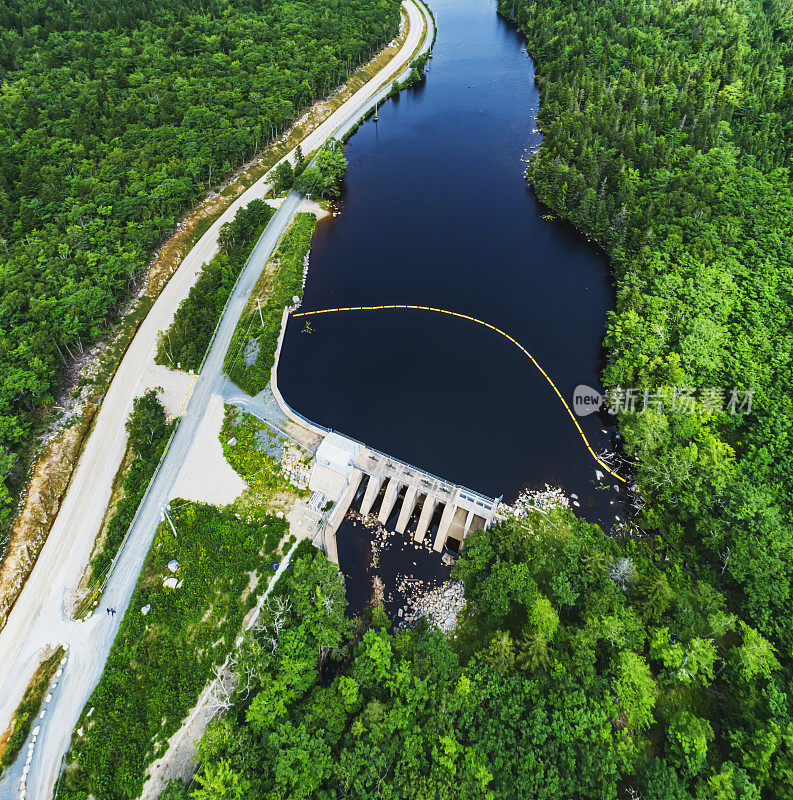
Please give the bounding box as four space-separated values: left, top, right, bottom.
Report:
279 0 617 517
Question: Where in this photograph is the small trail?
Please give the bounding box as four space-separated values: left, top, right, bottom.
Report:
292 304 627 484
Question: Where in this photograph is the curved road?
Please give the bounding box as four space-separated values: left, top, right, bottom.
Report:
0 3 432 797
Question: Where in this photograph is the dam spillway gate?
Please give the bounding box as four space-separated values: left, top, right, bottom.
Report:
308 432 499 562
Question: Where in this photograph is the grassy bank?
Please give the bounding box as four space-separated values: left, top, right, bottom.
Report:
224 213 317 396
221 406 311 523
0 646 65 777
155 200 276 373
59 502 288 800
79 392 174 613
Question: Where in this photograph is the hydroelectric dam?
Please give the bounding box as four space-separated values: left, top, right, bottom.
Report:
232 306 501 564
309 431 498 561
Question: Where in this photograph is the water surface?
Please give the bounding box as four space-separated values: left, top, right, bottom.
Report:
279 0 616 511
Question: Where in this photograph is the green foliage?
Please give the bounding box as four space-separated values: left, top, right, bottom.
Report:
271 161 295 195
156 200 274 372
60 502 287 800
0 0 401 529
501 0 793 654
224 213 317 394
453 512 790 797
612 651 657 731
89 391 173 582
182 517 789 797
294 139 348 199
668 711 714 778
190 540 619 800
219 405 293 495
0 646 64 774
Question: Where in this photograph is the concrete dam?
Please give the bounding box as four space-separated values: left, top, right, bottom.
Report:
308 432 499 561
262 306 499 562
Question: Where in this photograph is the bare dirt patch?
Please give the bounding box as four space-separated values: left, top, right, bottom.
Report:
0 423 89 631
170 395 246 508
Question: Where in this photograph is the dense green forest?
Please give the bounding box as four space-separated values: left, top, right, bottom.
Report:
499 0 793 659
162 520 791 799
0 0 402 524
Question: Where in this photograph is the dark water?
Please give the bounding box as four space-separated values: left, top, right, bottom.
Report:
335 481 452 621
279 0 617 513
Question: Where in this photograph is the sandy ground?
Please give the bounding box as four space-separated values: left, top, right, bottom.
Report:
169 394 246 507
0 3 432 797
139 364 197 419
298 197 331 220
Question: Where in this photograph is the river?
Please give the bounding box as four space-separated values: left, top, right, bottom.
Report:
277 0 620 610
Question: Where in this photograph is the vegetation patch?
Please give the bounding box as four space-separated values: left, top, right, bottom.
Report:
220 407 309 525
163 512 790 800
221 407 294 497
0 646 65 776
224 213 318 395
59 502 288 800
155 201 275 373
76 392 174 615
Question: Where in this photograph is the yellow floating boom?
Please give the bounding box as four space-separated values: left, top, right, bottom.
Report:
292 304 626 484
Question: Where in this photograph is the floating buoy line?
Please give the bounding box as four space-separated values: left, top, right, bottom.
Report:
291 304 627 484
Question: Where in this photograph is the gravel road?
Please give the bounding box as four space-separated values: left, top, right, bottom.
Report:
0 3 432 797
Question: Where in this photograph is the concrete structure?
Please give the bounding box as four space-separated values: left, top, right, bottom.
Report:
307 431 498 561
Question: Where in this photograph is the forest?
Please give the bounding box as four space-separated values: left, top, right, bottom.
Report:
159 518 791 800
0 0 402 526
499 0 793 673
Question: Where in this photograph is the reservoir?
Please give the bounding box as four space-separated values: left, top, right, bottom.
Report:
278 0 617 517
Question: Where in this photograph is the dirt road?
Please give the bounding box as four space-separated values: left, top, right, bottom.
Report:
0 3 432 797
